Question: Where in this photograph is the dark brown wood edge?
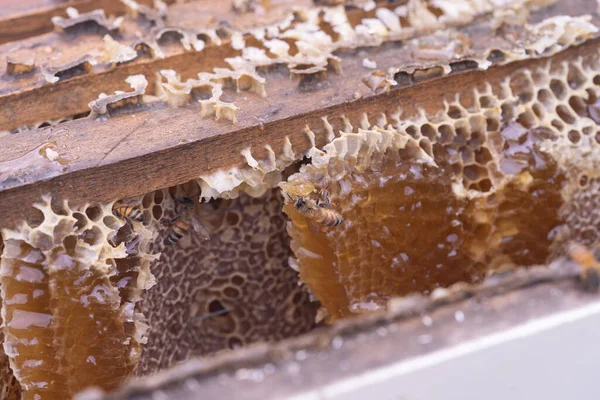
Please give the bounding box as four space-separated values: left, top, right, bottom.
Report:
0 37 598 230
0 0 408 131
0 0 159 45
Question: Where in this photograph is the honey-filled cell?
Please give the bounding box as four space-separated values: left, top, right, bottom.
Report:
283 56 599 320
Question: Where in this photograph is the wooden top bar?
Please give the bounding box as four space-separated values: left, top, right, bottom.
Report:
0 0 158 44
0 0 597 229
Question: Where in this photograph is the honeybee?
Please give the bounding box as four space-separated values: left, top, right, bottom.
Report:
280 181 316 203
164 197 211 245
294 190 343 227
113 202 144 222
569 243 600 291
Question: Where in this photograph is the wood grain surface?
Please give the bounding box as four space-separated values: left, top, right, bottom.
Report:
0 0 596 229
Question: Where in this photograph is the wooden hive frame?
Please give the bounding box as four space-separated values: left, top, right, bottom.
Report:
2 0 598 227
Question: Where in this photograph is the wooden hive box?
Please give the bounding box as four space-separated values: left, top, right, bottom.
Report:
1 0 600 399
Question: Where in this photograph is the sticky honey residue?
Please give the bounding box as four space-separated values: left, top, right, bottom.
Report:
283 53 599 320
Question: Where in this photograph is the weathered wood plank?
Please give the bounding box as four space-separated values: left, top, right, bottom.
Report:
1 36 598 229
0 0 363 131
0 0 158 44
0 0 589 133
0 0 597 229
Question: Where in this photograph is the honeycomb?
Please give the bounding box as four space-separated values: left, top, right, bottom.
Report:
282 53 600 320
0 238 21 400
51 8 123 33
0 197 154 399
89 75 148 116
135 184 315 373
0 180 316 399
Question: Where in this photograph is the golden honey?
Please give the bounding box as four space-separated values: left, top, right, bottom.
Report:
283 55 598 320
